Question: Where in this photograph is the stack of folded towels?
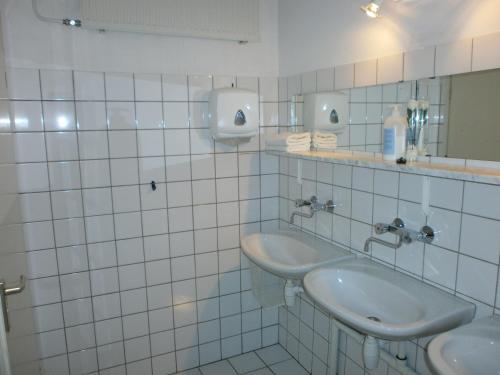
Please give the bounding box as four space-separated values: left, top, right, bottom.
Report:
265 132 311 152
311 131 337 151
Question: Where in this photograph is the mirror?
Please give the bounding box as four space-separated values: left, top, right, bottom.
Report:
440 70 500 161
290 68 500 162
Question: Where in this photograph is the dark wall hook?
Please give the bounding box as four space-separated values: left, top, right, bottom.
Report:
151 181 156 191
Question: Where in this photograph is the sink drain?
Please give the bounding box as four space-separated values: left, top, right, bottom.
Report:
367 316 381 322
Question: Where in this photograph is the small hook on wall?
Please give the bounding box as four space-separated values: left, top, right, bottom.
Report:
151 181 157 191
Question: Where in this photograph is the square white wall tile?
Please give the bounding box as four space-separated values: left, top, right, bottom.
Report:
334 64 354 90
40 69 74 100
456 255 497 305
189 75 212 101
51 189 83 219
424 244 457 290
43 101 76 131
435 39 472 76
76 102 107 130
136 102 163 129
19 192 51 222
57 245 88 274
163 74 188 101
80 160 110 188
354 60 377 87
259 77 278 101
105 73 134 101
472 32 500 71
78 131 109 160
404 46 436 81
48 161 81 190
377 54 403 84
164 102 189 129
142 157 166 184
463 182 500 220
427 208 461 251
460 214 500 264
301 71 317 94
107 102 136 130
237 76 258 93
74 71 105 100
6 68 41 100
10 101 44 132
429 177 463 211
15 163 48 194
14 133 46 163
134 73 162 101
45 132 78 161
316 68 334 92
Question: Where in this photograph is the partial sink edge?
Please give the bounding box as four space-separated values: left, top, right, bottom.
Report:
427 315 500 375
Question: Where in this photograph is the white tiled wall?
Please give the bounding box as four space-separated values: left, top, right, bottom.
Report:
278 155 500 374
7 67 281 375
281 72 449 156
0 41 41 375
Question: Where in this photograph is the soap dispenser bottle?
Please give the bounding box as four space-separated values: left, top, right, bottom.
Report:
383 105 407 161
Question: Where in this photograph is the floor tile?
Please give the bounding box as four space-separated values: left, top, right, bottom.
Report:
200 360 238 375
175 370 202 375
270 359 308 375
229 352 266 374
255 345 292 365
246 369 273 375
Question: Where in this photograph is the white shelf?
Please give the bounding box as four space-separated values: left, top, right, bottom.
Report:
267 149 500 185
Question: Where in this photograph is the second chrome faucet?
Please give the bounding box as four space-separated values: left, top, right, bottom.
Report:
290 196 336 225
364 218 435 253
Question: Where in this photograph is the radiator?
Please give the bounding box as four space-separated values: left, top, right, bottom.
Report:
79 0 260 42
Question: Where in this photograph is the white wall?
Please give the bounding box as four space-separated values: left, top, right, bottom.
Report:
279 0 500 76
1 0 279 76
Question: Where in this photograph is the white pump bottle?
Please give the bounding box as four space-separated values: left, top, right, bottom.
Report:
383 105 407 161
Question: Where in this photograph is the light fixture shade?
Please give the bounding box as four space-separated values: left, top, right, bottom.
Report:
361 0 383 18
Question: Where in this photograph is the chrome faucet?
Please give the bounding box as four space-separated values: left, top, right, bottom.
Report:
364 218 434 253
290 196 336 225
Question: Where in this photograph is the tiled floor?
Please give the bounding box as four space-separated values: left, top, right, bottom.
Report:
174 345 309 375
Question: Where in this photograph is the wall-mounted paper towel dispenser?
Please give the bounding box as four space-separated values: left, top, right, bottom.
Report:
208 88 259 144
303 92 349 134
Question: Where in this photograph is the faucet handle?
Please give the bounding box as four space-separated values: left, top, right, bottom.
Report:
324 200 336 213
418 225 435 244
391 218 405 228
374 223 389 234
295 199 311 208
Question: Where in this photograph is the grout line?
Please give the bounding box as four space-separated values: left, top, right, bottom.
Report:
101 70 129 374
37 67 72 372
71 68 102 372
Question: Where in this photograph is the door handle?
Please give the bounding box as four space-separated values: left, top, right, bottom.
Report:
2 275 25 296
0 275 26 332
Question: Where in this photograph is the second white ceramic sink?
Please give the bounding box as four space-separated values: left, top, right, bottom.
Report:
303 257 475 341
427 315 500 375
240 229 353 279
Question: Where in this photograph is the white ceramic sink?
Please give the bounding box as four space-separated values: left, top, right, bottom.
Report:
240 229 353 279
427 315 500 375
303 258 475 341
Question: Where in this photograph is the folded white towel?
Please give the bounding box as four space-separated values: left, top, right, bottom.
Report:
265 132 311 147
313 139 337 145
312 131 338 141
312 133 337 150
267 144 311 152
312 144 337 151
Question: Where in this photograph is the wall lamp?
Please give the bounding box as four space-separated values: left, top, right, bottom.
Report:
360 0 383 18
